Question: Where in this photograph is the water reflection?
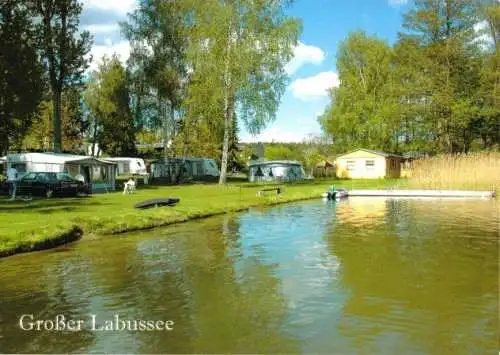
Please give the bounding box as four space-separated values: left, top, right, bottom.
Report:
0 198 497 354
329 198 498 354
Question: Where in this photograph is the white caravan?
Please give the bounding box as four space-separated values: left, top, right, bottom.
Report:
103 157 148 176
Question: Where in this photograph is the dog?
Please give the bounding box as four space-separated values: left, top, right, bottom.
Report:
123 178 137 195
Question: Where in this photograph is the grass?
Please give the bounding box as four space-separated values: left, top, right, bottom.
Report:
2 151 498 259
0 178 401 257
407 152 500 191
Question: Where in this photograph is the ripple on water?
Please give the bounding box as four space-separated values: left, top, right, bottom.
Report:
0 198 497 354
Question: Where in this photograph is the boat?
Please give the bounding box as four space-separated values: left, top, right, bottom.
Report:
321 189 348 200
135 197 180 209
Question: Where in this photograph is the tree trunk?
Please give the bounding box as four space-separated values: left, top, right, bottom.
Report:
219 20 233 185
53 92 62 152
219 102 232 184
91 117 99 157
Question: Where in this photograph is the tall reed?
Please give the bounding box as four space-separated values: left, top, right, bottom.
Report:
407 152 500 191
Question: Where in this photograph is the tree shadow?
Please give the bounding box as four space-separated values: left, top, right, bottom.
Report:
0 197 109 214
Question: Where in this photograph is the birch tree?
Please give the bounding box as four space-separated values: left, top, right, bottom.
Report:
182 0 301 184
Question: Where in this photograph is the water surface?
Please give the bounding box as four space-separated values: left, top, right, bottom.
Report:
0 198 498 354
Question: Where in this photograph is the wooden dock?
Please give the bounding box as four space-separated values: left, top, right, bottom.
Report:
346 189 496 199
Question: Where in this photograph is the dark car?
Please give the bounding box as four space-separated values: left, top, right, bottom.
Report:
16 172 91 198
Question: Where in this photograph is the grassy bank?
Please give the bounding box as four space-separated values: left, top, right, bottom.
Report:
0 179 401 257
407 152 500 191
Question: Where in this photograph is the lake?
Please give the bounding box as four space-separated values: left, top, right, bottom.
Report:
0 197 498 354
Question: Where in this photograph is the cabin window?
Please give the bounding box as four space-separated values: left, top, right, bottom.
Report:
255 167 263 177
346 160 356 171
365 160 375 170
122 162 130 174
136 161 142 167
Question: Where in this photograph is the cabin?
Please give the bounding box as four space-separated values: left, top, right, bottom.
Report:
151 157 220 183
335 148 402 179
248 160 306 182
6 152 117 193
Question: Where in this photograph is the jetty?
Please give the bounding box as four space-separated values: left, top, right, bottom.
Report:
346 189 496 199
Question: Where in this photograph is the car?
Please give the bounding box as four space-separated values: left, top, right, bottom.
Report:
15 172 92 198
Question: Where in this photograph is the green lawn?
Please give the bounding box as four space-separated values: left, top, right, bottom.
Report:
0 178 405 256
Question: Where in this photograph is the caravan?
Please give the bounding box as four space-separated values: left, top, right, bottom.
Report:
103 157 148 176
151 157 220 182
6 152 117 193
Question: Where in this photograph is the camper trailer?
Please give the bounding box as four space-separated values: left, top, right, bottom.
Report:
151 157 220 182
0 156 5 176
103 157 148 176
6 152 116 193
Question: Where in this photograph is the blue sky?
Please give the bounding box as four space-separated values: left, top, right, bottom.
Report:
81 0 411 143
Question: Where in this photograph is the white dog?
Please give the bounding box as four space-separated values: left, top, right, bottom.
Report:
123 178 137 195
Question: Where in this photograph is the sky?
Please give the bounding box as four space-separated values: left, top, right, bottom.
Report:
80 0 412 143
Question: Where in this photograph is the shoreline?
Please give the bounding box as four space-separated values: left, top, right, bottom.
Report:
0 188 328 259
1 181 496 259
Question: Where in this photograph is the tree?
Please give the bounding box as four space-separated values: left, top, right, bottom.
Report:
303 147 324 177
30 0 92 152
319 31 398 152
320 1 496 154
23 89 87 152
0 1 43 155
122 0 188 157
402 0 483 153
181 0 301 184
83 55 137 157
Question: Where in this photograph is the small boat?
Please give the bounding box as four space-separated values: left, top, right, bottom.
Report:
135 197 180 209
322 189 349 200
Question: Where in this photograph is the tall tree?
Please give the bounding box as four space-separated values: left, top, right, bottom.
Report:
182 0 301 184
319 31 398 151
23 89 87 152
30 0 92 152
122 0 188 157
0 1 43 155
402 0 482 153
83 55 137 157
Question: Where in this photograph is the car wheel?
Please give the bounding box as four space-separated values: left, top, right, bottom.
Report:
46 189 54 198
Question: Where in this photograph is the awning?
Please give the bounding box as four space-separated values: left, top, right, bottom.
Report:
65 157 116 165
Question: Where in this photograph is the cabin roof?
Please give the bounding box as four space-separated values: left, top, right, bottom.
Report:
336 148 403 159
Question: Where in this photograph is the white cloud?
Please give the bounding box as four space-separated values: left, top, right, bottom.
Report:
239 126 312 143
285 42 325 76
83 23 120 34
88 40 131 71
388 0 408 6
82 0 137 14
290 71 339 101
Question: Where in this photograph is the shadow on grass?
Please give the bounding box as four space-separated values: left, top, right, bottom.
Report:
0 197 109 213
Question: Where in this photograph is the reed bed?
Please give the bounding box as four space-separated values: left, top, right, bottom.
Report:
407 152 500 191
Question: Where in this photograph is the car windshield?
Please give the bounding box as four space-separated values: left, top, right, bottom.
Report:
56 173 77 181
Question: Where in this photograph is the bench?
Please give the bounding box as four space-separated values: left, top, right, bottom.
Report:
257 186 284 197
